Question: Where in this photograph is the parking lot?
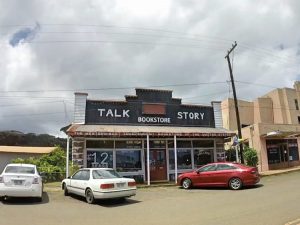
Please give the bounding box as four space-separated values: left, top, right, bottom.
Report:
1 171 300 225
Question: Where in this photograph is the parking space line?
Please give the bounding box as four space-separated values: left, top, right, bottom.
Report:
284 218 300 225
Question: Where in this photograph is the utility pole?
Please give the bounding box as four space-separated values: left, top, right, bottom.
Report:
225 41 244 164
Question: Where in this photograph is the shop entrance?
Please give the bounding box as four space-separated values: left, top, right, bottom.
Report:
147 149 167 181
279 144 289 163
266 139 300 170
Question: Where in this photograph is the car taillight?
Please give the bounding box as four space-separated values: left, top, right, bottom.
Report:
100 183 114 189
32 177 39 184
128 181 136 187
0 176 3 183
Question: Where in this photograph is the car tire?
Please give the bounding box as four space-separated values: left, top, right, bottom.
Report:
85 188 95 204
229 178 242 190
63 183 69 196
182 178 192 189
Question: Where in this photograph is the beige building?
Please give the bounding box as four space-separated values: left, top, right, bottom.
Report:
222 81 300 171
0 146 56 173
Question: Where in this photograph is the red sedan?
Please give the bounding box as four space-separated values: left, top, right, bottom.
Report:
177 162 260 190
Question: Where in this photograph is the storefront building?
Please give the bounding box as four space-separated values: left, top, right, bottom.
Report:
222 81 300 172
66 88 234 184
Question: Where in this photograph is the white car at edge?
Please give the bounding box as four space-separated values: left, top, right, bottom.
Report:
0 163 43 201
62 168 137 204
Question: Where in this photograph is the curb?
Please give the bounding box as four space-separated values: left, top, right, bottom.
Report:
137 183 177 189
260 168 300 177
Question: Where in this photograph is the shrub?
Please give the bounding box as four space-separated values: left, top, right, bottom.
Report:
11 146 76 182
243 147 258 167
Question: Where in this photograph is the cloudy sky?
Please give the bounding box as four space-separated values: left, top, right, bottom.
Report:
0 0 299 136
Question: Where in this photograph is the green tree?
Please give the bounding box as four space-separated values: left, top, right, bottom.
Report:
11 146 78 182
243 146 258 167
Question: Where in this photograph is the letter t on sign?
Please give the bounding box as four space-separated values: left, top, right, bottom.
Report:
98 109 105 117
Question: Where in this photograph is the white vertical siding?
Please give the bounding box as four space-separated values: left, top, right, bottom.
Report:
74 93 88 124
212 101 223 128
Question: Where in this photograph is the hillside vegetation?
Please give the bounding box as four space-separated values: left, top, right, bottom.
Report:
0 130 66 148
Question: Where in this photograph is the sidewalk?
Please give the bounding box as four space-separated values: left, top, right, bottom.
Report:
259 165 300 177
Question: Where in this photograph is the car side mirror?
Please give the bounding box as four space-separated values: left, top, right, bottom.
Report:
68 176 71 179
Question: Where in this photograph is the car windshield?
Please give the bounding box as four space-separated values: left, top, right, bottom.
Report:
5 166 35 174
92 169 122 179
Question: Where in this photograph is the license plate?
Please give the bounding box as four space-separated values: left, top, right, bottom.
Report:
14 180 23 185
117 183 125 188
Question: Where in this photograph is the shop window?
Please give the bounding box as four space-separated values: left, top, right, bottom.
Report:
288 140 299 161
216 140 225 162
168 141 193 148
116 150 142 172
193 140 214 148
267 147 281 164
169 149 192 170
295 99 299 110
168 141 174 148
144 140 166 149
86 140 114 148
87 150 113 168
115 140 142 149
194 149 214 167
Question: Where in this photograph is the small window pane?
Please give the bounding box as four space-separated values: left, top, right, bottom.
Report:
144 140 166 148
115 140 142 149
193 140 214 148
177 141 192 148
295 99 299 110
86 140 114 148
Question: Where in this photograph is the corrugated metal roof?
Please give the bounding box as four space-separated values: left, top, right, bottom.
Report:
0 146 56 154
67 124 235 138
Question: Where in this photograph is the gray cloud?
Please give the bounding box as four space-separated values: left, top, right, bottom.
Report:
9 23 40 47
0 0 300 135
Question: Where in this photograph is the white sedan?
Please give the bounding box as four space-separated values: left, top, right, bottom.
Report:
0 163 43 201
62 168 137 204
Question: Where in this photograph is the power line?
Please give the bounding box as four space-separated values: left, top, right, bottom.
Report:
0 81 228 93
1 111 68 118
0 100 64 107
3 23 299 63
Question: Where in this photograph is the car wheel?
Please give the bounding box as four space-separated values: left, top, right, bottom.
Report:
182 178 192 189
85 188 95 204
229 178 242 190
63 183 69 196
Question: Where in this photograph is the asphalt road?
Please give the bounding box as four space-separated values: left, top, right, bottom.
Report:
1 171 300 225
